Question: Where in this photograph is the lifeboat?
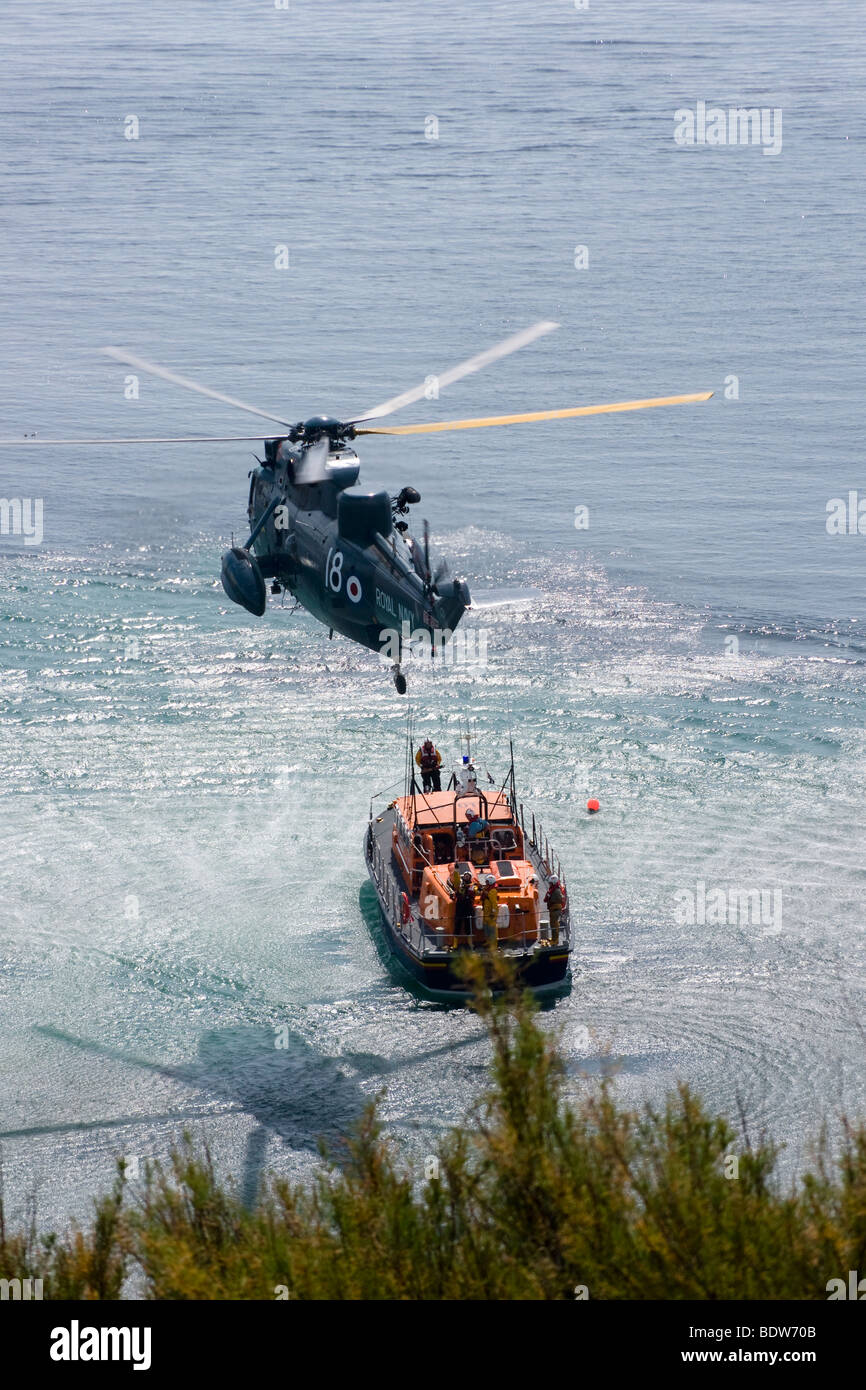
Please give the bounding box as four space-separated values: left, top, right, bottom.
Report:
363 744 572 999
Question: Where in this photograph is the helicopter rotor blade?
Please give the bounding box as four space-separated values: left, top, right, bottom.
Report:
0 435 287 446
100 347 293 427
350 320 560 424
354 391 713 436
293 435 331 484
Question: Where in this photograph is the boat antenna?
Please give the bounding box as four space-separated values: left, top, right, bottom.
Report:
493 759 512 807
407 704 421 801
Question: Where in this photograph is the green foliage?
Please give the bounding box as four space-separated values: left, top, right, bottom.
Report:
0 1167 126 1300
2 969 863 1299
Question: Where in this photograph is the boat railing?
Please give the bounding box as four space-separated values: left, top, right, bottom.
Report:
518 800 561 873
367 825 570 956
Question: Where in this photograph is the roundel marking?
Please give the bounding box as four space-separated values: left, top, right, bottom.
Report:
346 575 363 603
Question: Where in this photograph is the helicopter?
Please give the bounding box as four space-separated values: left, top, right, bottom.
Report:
0 322 712 693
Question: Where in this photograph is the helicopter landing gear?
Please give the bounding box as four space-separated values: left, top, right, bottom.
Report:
392 664 407 696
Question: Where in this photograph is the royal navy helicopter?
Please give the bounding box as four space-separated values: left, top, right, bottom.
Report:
0 322 712 692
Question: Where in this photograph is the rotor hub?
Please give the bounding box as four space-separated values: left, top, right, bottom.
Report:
295 415 348 445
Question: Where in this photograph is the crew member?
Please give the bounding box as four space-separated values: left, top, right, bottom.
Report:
480 874 499 946
415 738 442 793
453 871 475 948
457 756 478 794
544 876 565 945
464 807 490 865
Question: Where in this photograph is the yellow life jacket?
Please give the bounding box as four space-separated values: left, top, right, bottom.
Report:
482 888 499 924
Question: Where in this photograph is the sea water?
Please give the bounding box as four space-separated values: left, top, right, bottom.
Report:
1 0 864 1234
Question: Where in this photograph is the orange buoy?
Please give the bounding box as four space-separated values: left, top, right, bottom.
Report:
587 798 600 814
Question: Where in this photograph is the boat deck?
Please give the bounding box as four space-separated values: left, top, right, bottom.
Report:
366 802 570 962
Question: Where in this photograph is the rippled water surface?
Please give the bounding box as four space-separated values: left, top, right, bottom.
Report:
1 0 864 1231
